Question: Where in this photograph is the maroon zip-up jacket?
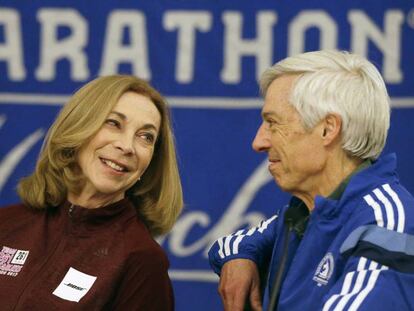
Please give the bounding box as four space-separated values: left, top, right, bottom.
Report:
0 199 174 310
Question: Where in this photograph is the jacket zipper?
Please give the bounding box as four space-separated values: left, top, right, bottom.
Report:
68 204 74 218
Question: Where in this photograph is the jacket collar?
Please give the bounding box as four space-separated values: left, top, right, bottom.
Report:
60 198 137 224
313 153 398 218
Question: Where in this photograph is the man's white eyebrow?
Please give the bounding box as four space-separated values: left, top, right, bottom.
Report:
262 111 277 119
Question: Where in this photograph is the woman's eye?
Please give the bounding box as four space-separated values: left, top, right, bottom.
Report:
105 119 120 127
139 133 155 144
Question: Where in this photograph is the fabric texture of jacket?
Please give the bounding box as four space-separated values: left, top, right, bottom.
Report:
0 198 174 310
209 154 414 310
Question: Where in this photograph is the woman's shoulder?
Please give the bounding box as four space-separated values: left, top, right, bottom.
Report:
119 216 168 259
125 241 170 274
0 202 48 225
0 202 28 215
0 202 45 215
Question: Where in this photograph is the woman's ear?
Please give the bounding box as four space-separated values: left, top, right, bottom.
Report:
321 113 342 146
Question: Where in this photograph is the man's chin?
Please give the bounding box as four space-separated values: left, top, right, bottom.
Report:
273 177 292 193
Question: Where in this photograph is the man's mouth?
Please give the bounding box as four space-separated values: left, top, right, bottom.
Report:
269 158 280 163
268 158 281 171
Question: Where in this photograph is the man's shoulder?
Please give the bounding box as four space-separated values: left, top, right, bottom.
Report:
341 153 400 202
338 178 414 272
344 180 414 232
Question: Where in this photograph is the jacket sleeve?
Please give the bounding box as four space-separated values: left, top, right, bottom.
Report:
208 214 279 275
110 249 174 310
321 225 414 311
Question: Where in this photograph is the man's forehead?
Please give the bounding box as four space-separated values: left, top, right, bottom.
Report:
264 75 297 100
261 94 285 117
261 75 298 116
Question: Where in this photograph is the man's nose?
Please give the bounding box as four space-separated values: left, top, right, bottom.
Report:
252 124 271 152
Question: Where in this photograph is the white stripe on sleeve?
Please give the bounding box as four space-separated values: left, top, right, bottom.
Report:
347 266 388 311
224 235 234 256
333 270 368 311
232 235 244 255
322 272 356 311
218 237 225 259
322 257 368 311
357 257 367 271
219 215 277 258
373 188 395 230
363 195 384 227
258 215 277 233
382 184 405 233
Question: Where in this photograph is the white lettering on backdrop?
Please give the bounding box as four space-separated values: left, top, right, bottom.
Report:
0 8 406 84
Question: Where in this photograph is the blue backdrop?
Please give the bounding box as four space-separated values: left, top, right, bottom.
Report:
1 1 413 310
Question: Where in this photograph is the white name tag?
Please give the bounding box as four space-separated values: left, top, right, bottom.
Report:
53 267 97 302
11 250 29 265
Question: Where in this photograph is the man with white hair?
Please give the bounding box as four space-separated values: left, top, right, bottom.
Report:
209 50 414 311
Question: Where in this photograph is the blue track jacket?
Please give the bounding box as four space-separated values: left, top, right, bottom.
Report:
209 154 414 310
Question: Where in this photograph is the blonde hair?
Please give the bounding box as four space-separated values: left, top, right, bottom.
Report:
260 50 390 160
18 75 183 236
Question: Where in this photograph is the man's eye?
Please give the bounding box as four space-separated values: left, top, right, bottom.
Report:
266 120 276 128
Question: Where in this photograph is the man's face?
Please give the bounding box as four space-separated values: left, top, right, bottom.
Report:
252 75 326 197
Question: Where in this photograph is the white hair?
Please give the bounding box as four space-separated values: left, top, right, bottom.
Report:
260 50 390 160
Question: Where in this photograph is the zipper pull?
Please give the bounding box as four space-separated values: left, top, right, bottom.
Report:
68 204 74 218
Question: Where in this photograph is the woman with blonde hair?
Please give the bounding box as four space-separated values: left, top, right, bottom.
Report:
0 75 183 310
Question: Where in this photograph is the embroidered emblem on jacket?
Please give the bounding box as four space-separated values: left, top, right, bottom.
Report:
0 246 29 277
313 252 334 286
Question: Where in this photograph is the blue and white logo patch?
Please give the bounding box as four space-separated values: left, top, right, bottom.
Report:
313 252 334 286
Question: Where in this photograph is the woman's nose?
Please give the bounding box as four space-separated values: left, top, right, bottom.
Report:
114 134 135 155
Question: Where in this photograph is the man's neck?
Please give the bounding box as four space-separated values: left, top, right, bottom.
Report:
297 153 364 210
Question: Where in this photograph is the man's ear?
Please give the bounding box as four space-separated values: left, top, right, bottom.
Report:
321 113 342 146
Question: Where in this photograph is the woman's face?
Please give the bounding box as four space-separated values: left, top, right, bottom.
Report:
74 91 161 205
